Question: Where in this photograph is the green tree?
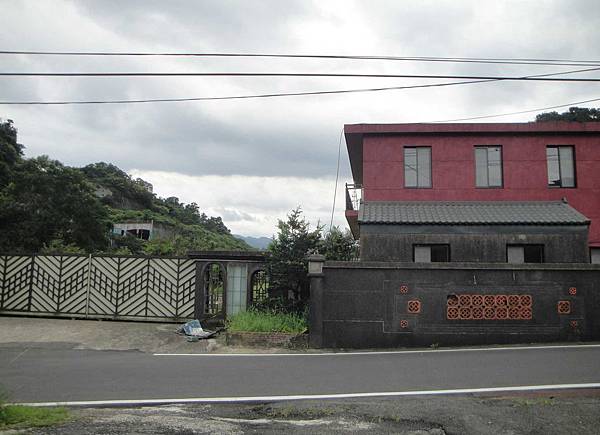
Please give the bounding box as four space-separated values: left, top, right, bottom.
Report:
266 207 322 301
320 226 359 261
536 107 600 122
0 119 24 188
109 234 145 255
143 238 176 256
0 156 110 253
40 239 86 255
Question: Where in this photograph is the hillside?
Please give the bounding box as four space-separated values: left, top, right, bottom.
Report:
234 234 272 250
0 119 251 254
81 162 252 254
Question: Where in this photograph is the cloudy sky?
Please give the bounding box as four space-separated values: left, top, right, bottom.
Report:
1 1 599 236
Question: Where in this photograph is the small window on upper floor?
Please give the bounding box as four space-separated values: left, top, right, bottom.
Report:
547 146 575 188
404 147 431 188
475 146 503 188
507 245 544 264
414 244 450 263
590 248 600 264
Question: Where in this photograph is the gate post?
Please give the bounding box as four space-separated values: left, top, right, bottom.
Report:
85 254 92 318
307 254 325 348
193 261 205 319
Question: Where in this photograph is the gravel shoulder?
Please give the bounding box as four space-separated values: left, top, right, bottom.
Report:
31 392 600 434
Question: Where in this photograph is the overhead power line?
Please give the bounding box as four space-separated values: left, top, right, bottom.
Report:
431 96 600 123
0 66 595 105
2 50 600 68
2 71 600 82
0 79 496 105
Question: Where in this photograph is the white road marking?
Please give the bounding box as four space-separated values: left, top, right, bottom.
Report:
154 343 600 357
18 383 600 407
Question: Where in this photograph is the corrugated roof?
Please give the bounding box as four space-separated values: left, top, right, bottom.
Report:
358 201 590 225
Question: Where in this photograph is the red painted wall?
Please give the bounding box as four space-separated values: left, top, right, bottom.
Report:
362 133 600 246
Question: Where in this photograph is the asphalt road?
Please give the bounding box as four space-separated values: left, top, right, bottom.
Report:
1 344 600 404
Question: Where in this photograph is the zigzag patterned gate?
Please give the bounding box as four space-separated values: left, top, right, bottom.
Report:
0 254 196 321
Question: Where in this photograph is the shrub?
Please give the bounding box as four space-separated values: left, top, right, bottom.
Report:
227 309 307 333
250 296 307 316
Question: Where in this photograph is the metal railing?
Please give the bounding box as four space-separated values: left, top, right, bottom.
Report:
345 183 362 211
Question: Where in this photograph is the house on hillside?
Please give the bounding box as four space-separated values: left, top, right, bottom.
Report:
112 220 174 241
344 122 600 263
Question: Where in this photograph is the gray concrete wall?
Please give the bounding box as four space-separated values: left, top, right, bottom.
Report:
359 224 589 263
309 261 600 348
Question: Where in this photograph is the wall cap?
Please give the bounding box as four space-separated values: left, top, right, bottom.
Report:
324 261 600 271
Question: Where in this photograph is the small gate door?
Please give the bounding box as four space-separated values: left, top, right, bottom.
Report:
226 264 248 316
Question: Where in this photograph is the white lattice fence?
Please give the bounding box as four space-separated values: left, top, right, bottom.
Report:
0 255 196 321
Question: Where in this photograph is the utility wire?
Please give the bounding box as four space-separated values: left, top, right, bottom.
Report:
2 71 600 81
430 96 600 123
0 79 495 105
3 50 600 67
0 66 594 105
329 128 344 233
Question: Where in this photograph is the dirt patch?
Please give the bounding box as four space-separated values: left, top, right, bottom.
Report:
226 331 308 348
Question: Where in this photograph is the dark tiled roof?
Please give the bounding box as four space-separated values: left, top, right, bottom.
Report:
358 201 590 225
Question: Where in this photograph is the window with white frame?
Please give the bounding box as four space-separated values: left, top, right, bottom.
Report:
475 146 503 187
404 147 431 188
414 244 450 262
547 146 575 187
507 245 544 263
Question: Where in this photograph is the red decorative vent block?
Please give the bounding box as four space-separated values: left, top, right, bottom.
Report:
458 294 472 306
495 307 508 319
407 300 421 314
400 319 408 328
495 295 508 306
471 295 484 306
447 307 459 319
483 295 495 306
508 295 520 306
400 285 409 294
520 295 532 306
557 301 571 314
570 320 578 328
520 307 532 320
569 287 577 296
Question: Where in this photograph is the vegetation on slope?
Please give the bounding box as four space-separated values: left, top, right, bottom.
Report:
0 119 250 254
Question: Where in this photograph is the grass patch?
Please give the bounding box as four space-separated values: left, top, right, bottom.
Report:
227 310 307 333
0 405 70 429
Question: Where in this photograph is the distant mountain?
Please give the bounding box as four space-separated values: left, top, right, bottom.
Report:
234 235 272 250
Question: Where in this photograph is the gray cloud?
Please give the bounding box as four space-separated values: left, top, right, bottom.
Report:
71 0 311 52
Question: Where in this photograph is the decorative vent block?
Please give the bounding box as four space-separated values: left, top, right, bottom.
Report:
557 300 571 315
407 300 421 314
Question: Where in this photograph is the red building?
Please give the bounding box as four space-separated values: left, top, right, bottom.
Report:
344 122 600 262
